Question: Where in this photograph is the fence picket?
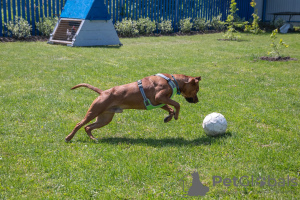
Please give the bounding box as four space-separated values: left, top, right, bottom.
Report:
0 1 2 36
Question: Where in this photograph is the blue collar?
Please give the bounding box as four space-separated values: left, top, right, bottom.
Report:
171 74 181 95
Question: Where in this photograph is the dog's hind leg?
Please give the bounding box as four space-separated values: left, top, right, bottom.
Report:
161 105 175 123
84 112 115 140
65 111 99 142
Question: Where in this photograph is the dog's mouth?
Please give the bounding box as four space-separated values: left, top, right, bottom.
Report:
185 97 198 103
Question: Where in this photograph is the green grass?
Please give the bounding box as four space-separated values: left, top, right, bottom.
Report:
1 33 300 199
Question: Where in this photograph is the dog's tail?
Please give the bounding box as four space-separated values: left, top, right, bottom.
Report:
71 83 102 94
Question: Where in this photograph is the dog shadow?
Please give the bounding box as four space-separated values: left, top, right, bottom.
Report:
83 132 232 147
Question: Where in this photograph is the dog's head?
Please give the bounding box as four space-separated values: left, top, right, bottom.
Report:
181 76 201 103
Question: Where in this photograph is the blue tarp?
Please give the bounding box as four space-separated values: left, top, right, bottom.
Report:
60 0 110 20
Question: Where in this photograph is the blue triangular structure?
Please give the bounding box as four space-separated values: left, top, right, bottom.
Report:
49 0 121 46
60 0 110 20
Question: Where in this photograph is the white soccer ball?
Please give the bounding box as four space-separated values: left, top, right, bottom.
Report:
202 112 227 136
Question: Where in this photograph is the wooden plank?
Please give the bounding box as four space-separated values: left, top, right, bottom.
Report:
31 0 35 35
50 39 73 44
0 1 2 37
22 0 25 18
12 0 16 17
8 0 12 22
44 0 47 17
56 0 59 15
17 0 21 17
26 0 30 24
48 0 51 17
35 0 39 35
40 0 43 18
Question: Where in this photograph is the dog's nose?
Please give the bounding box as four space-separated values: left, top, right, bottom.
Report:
194 96 199 103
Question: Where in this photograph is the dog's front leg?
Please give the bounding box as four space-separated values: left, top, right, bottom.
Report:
156 95 180 120
161 105 175 123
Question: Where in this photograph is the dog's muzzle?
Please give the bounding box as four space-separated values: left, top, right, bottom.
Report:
185 96 199 103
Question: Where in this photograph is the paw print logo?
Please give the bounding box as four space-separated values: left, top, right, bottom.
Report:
257 177 266 187
180 171 209 197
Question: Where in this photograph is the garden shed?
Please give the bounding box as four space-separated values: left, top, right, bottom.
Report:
48 0 121 46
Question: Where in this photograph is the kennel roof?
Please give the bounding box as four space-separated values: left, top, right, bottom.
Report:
60 0 110 20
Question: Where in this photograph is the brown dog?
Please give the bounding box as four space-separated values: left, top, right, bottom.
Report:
65 74 201 142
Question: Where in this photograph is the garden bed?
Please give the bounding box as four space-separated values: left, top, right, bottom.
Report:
0 36 48 42
260 56 297 61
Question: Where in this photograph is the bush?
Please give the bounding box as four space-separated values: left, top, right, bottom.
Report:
193 18 207 32
209 14 225 31
5 17 32 39
179 18 193 33
114 19 139 37
36 17 58 36
157 18 173 34
136 17 156 35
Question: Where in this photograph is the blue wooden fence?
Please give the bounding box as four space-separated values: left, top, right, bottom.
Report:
0 0 252 37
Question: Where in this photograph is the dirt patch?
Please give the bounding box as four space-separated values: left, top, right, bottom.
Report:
0 36 49 43
259 56 297 62
217 38 239 41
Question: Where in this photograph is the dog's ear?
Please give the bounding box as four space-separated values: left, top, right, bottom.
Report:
189 76 201 84
195 76 201 83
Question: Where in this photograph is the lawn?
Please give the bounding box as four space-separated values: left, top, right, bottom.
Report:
0 32 299 199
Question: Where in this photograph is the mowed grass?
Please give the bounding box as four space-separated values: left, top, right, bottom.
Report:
1 33 300 199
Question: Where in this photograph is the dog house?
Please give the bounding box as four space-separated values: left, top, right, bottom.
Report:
48 0 121 46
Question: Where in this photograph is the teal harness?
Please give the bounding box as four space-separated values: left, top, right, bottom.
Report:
137 74 180 110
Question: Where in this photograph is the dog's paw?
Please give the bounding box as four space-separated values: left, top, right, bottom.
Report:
65 138 71 143
93 138 99 143
164 115 173 123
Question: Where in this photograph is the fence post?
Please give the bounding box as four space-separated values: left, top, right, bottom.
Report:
175 0 178 31
22 0 26 19
0 1 2 37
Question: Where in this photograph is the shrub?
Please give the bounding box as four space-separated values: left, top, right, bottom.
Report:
244 0 264 34
5 17 32 39
36 17 58 36
114 19 139 37
193 18 207 32
223 0 240 40
157 18 173 34
179 18 193 33
136 17 156 35
209 14 225 31
268 29 289 58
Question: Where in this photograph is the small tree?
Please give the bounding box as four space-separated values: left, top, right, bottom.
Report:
223 0 245 40
268 29 289 58
244 0 264 34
